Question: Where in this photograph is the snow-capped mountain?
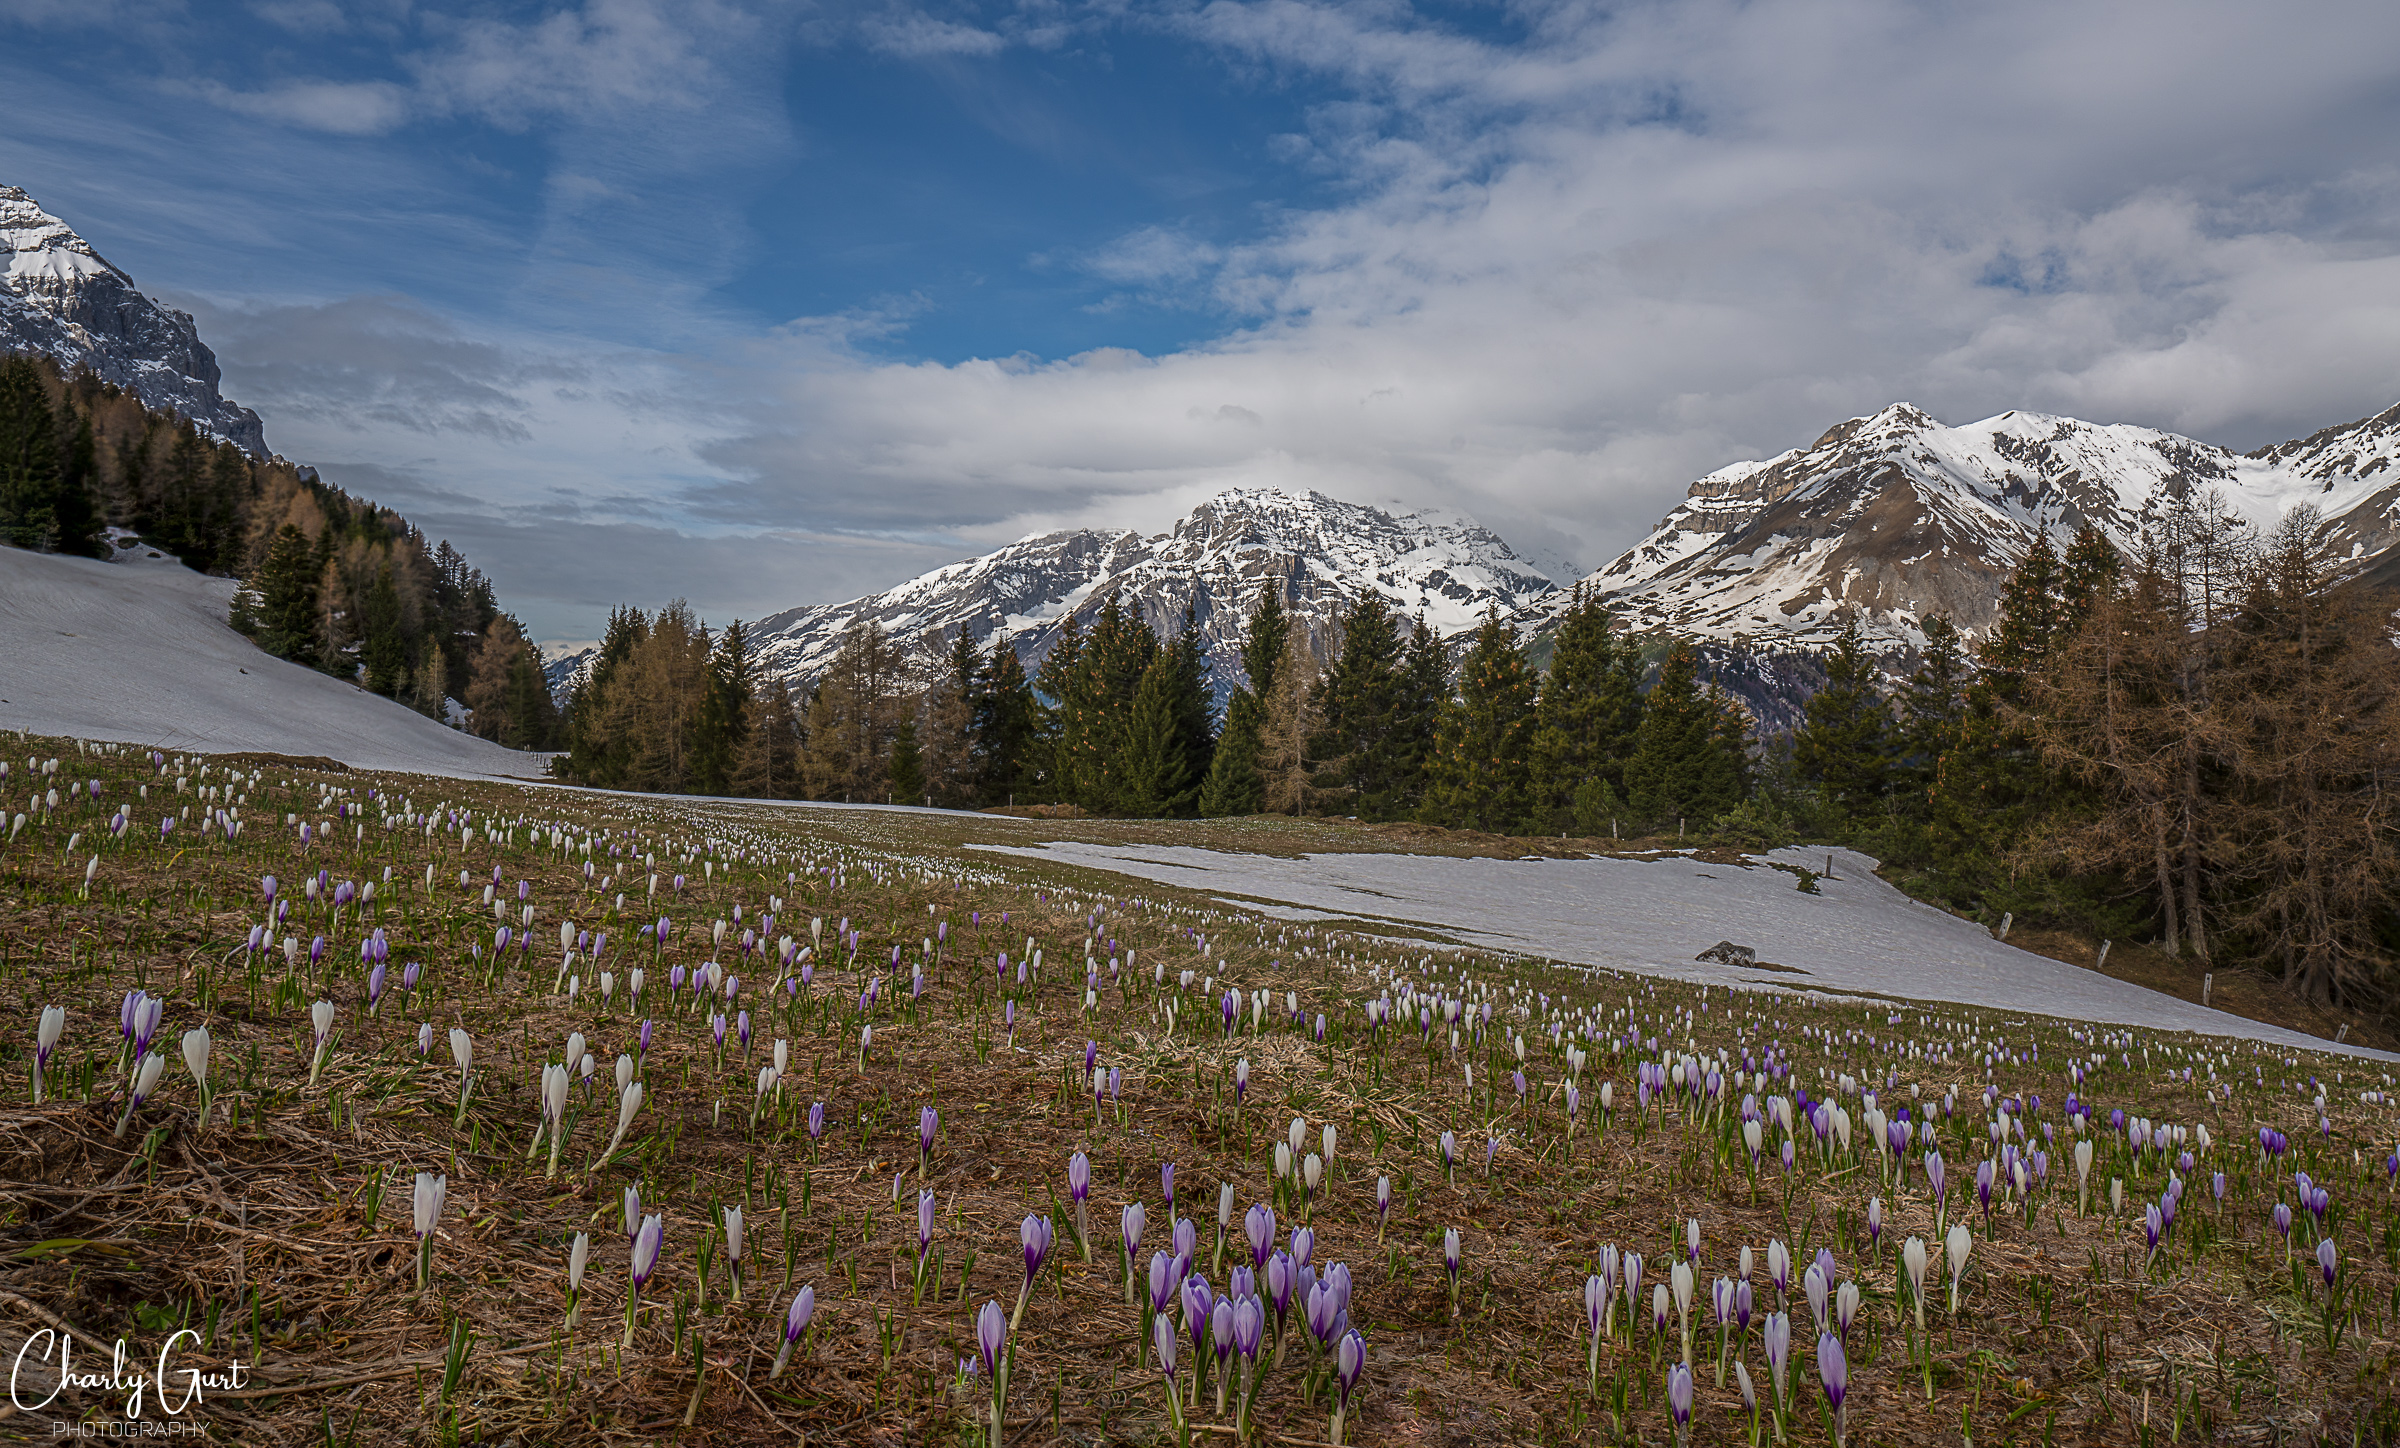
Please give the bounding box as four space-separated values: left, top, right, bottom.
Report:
1583 398 2400 656
753 488 1562 696
1 185 268 455
540 643 601 702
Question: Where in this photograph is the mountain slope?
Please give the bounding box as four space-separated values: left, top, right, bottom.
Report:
1586 398 2400 655
1 185 268 456
753 488 1561 696
0 543 541 777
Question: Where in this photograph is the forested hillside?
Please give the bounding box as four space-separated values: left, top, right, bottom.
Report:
0 351 556 749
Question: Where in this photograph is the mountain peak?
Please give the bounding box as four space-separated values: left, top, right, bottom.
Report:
1 185 268 456
1593 394 2400 657
755 485 1562 698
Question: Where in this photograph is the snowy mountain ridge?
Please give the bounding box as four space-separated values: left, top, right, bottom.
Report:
752 487 1563 697
1 185 268 455
1579 397 2400 656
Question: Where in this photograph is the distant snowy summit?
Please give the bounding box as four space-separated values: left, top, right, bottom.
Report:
1584 397 2400 655
1 185 268 456
752 486 1564 697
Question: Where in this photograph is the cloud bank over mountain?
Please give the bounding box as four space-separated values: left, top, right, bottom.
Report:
3 0 2397 640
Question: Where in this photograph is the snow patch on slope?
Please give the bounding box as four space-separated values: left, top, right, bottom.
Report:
0 542 547 778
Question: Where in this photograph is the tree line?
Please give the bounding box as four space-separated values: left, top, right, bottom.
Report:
553 583 1755 840
0 351 557 750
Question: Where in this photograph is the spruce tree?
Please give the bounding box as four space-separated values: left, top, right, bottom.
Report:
361 561 409 696
979 637 1041 805
252 523 323 665
1530 587 1644 830
1198 693 1266 816
0 356 66 551
1199 585 1290 816
1792 617 1893 823
690 620 757 794
1898 614 1969 818
888 717 926 805
1317 594 1407 817
1117 658 1195 816
1167 603 1216 789
1624 644 1746 832
1420 611 1537 833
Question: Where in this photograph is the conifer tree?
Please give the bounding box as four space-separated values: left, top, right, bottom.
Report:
1258 628 1322 815
888 716 926 805
691 620 756 794
361 561 409 696
733 674 803 799
1198 692 1266 817
0 355 95 554
1530 587 1644 830
251 523 324 666
1792 617 1893 822
1420 611 1537 832
1167 603 1216 789
1200 586 1290 816
1118 657 1196 816
922 626 985 807
1897 613 1970 817
1623 644 1746 832
979 636 1040 805
1317 594 1407 816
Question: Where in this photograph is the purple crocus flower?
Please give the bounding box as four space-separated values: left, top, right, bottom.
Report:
1245 1203 1275 1270
808 1100 826 1143
1021 1214 1053 1288
920 1106 939 1159
638 1018 653 1053
1182 1274 1214 1358
1667 1361 1694 1440
1819 1331 1849 1442
976 1299 1006 1380
1149 1251 1178 1315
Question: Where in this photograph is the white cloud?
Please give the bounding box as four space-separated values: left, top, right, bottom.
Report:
193 79 413 135
698 0 2400 577
861 13 1007 58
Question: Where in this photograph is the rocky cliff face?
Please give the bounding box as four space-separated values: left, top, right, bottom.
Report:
1 186 268 455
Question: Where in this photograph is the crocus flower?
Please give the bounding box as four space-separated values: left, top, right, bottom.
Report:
2317 1237 2338 1290
179 1026 212 1127
1443 1227 1463 1314
1153 1314 1187 1442
114 1049 166 1138
1331 1329 1367 1445
1069 1151 1093 1258
920 1106 940 1176
626 1213 664 1349
1819 1331 1849 1445
566 1231 590 1329
412 1171 447 1291
1376 1175 1393 1243
1667 1361 1694 1447
723 1204 747 1301
308 1000 337 1085
1764 1311 1791 1412
1013 1215 1053 1330
771 1285 817 1378
1944 1224 1972 1312
1120 1202 1148 1304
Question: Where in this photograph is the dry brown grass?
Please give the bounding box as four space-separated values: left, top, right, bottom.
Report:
0 738 2394 1447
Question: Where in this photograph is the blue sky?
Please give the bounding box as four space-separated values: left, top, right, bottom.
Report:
5 0 2400 643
